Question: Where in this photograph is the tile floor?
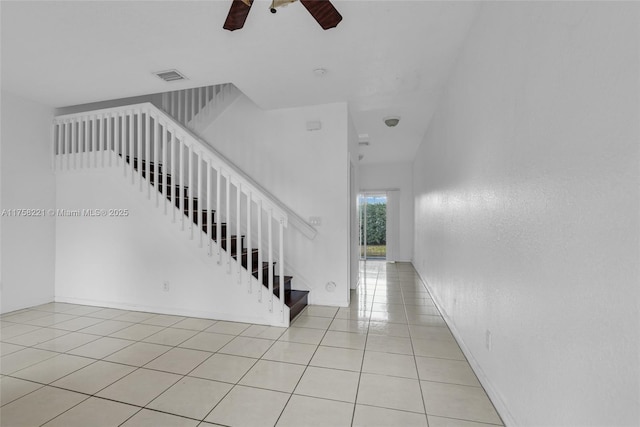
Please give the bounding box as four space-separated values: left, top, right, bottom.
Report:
0 261 503 426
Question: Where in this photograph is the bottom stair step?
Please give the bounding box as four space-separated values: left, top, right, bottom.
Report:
286 290 309 321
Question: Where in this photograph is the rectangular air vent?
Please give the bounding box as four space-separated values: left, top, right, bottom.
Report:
154 69 187 82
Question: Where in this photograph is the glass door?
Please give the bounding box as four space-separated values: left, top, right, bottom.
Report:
359 193 387 260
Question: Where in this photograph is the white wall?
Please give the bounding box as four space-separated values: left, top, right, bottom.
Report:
55 166 287 325
360 162 414 262
1 91 56 313
200 96 351 306
413 3 639 426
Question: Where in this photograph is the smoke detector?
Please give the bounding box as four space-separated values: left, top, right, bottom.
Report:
384 116 400 127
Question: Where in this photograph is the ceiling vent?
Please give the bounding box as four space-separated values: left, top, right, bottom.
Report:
154 70 187 82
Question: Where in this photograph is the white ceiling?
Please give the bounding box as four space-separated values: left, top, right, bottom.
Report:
1 0 479 164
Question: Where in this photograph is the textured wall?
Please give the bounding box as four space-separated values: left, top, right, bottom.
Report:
413 2 639 426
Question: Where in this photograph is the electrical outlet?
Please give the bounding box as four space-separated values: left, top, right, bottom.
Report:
163 281 170 292
485 329 492 351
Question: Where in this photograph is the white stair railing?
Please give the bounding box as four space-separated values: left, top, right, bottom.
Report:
161 83 240 133
52 102 289 325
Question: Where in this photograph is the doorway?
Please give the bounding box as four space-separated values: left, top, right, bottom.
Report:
359 193 387 260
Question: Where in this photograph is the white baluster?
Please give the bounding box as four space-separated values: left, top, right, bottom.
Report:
216 167 222 263
198 87 203 122
115 113 121 167
207 158 212 255
258 200 263 303
226 173 231 271
81 119 85 169
178 91 182 124
108 114 113 166
237 183 242 283
154 116 160 206
66 121 71 170
137 111 142 190
100 115 105 168
268 208 273 312
123 113 128 176
129 112 135 183
191 88 196 125
180 139 185 230
73 119 78 169
279 218 285 321
162 123 167 213
198 152 203 247
188 145 194 239
162 92 168 111
57 122 63 171
171 132 176 223
93 116 98 168
247 192 252 293
145 112 151 198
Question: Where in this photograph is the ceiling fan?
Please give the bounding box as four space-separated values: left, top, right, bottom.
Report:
223 0 342 31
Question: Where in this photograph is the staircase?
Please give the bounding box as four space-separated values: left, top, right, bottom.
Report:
52 96 309 326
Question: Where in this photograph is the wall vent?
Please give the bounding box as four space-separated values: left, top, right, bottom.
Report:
154 69 187 82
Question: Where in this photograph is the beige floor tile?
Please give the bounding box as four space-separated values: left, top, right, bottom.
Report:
410 325 455 341
62 305 104 317
370 302 406 314
362 351 418 379
53 316 105 331
0 347 58 374
2 309 51 323
205 320 251 335
329 319 369 333
12 354 94 384
335 308 371 321
405 305 441 316
148 376 232 419
321 330 367 350
24 313 76 327
368 321 411 338
0 386 87 426
219 336 275 358
35 332 100 352
262 341 317 365
142 314 186 327
0 323 42 339
369 310 408 324
143 327 198 346
0 342 25 356
97 368 181 406
239 359 305 393
309 346 364 372
303 306 339 318
411 338 466 360
408 314 447 327
294 366 359 403
42 397 139 427
189 353 257 383
179 331 234 352
428 415 503 427
104 342 171 366
122 408 199 427
353 405 429 427
366 334 414 355
357 373 425 413
415 356 481 386
421 381 502 425
79 319 134 336
278 327 326 345
3 327 69 346
276 394 354 427
291 315 333 330
171 317 217 331
144 347 212 375
112 311 156 323
204 385 290 427
241 324 287 340
67 336 134 359
109 323 164 341
87 308 130 320
0 376 44 406
51 360 136 394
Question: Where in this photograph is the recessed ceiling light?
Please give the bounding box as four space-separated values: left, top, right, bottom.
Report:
313 68 327 76
384 116 400 127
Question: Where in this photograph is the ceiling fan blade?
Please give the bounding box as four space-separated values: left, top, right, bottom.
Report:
299 0 342 30
223 0 253 31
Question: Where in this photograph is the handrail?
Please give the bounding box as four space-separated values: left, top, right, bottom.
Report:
54 102 318 239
